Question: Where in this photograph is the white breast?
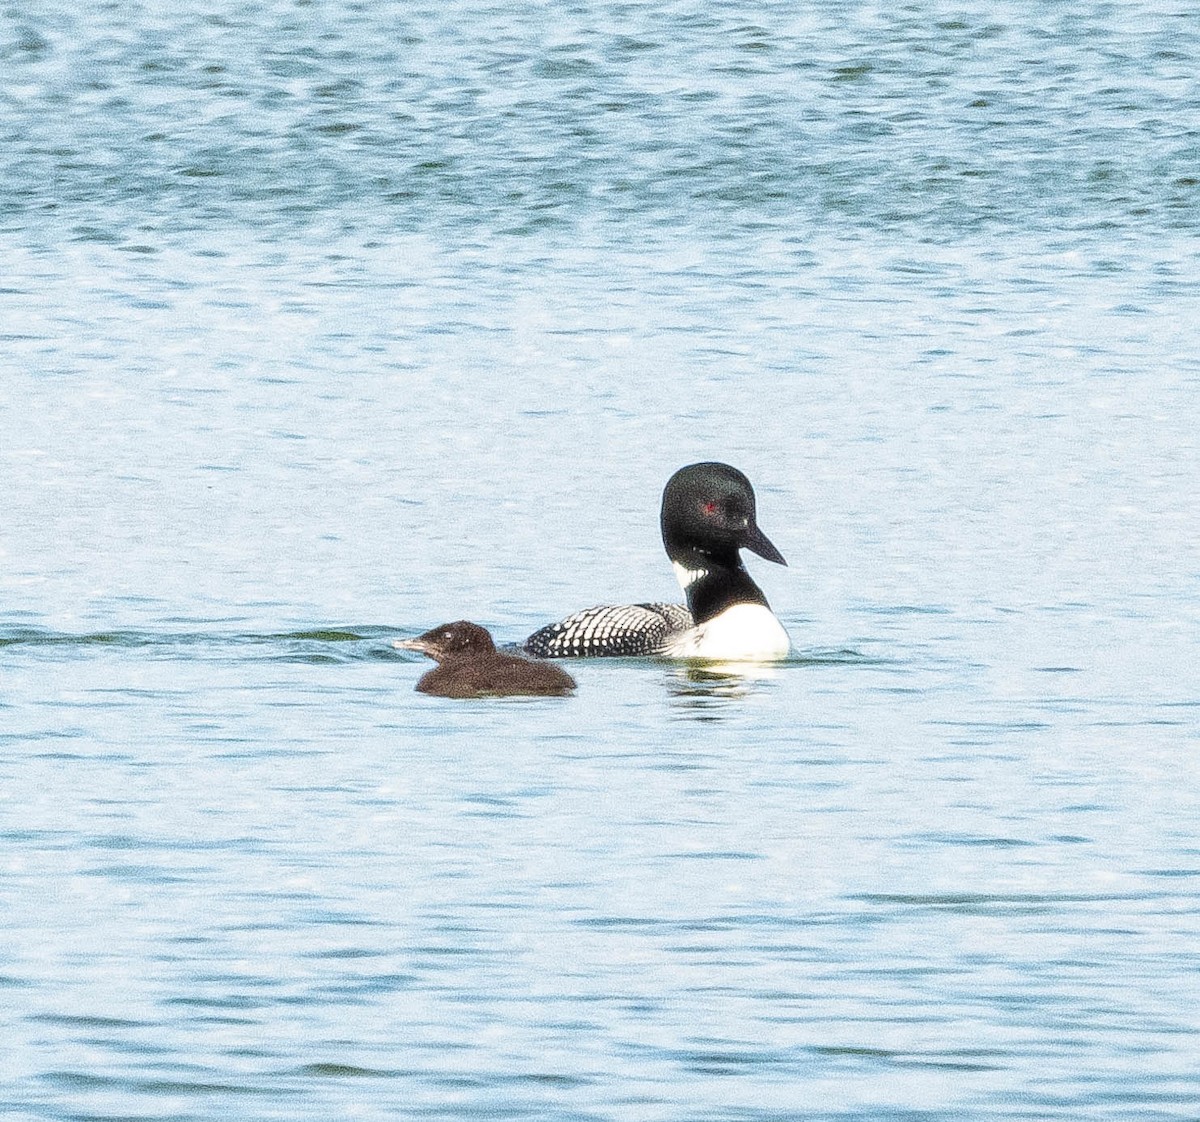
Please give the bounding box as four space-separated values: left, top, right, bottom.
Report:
662 603 791 661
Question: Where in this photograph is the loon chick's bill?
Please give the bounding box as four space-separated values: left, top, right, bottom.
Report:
523 462 790 662
395 621 576 698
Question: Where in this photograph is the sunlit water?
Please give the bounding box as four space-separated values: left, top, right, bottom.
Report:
3 2 1200 1119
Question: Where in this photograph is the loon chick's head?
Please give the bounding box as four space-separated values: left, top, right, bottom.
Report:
661 462 787 570
394 620 496 662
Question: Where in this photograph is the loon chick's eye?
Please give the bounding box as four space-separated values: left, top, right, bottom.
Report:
702 501 717 516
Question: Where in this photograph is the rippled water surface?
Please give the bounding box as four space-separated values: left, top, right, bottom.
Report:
3 2 1200 1119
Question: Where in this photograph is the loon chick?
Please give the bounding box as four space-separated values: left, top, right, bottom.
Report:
395 621 576 698
523 462 790 661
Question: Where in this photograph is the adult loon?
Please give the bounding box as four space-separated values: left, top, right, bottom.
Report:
395 621 577 698
523 462 790 661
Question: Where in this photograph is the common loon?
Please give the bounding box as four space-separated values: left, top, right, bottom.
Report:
523 462 790 661
395 621 577 698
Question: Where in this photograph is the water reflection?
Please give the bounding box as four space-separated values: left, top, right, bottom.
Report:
664 648 881 717
664 661 782 718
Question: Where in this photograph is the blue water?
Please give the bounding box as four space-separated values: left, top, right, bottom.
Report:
3 2 1200 1119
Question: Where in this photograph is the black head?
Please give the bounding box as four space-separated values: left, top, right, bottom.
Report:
395 620 497 662
660 462 786 567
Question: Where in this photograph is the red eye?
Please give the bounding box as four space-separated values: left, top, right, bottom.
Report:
702 501 717 516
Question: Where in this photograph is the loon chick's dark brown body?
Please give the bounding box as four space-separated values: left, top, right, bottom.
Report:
394 621 576 698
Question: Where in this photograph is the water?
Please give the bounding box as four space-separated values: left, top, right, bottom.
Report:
3 2 1200 1119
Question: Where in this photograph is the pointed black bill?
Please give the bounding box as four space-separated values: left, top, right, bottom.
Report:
743 523 787 566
